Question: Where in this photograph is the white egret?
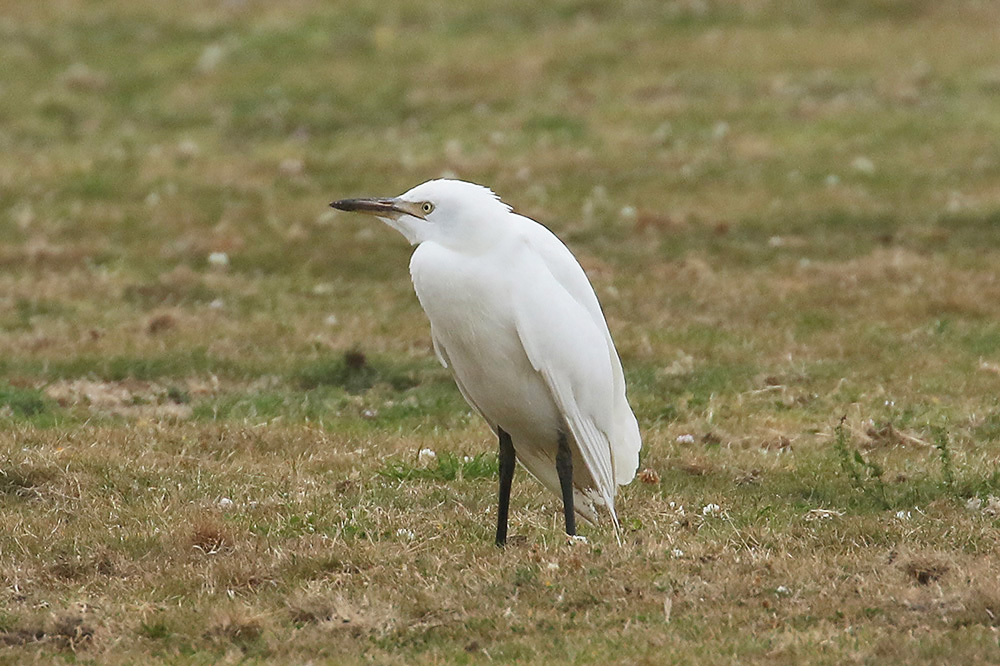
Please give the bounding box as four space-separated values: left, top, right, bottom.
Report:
330 179 641 545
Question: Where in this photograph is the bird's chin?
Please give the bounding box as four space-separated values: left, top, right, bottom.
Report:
379 215 423 245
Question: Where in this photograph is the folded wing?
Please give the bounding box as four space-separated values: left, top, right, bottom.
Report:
509 221 641 526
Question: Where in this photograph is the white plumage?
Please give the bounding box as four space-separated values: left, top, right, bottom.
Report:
331 179 641 540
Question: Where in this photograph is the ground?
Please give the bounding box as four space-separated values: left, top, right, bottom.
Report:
1 0 1000 663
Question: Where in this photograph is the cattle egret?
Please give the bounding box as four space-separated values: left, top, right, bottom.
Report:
330 179 641 545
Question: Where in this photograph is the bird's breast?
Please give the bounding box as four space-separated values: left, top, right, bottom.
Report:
409 243 561 439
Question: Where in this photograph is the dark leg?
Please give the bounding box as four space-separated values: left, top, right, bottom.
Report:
495 427 515 547
556 430 576 536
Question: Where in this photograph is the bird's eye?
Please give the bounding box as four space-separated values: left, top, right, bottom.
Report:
421 202 434 215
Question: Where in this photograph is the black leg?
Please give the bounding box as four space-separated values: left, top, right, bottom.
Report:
556 430 576 536
495 427 515 547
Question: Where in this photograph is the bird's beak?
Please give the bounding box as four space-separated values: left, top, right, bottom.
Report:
330 197 407 219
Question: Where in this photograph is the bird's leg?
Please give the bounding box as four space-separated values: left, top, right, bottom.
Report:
495 427 516 547
556 430 576 537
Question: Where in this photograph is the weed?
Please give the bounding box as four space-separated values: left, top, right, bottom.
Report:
166 385 191 404
138 621 171 640
833 418 888 509
205 606 267 652
902 556 950 585
513 565 538 587
934 428 955 492
0 383 49 419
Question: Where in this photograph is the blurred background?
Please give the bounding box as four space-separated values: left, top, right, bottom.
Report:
3 2 1000 661
2 0 999 431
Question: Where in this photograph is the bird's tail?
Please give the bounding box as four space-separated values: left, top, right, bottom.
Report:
605 498 623 546
584 486 624 545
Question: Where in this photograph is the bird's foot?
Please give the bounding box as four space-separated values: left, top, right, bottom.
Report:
566 534 589 546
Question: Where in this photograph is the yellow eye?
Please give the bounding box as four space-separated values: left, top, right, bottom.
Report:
421 202 434 214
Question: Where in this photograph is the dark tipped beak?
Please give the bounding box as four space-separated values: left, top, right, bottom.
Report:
329 197 403 216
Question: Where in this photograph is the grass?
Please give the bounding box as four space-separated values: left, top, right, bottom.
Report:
2 0 1000 662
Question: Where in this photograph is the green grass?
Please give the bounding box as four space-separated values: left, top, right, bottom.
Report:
379 452 499 482
0 384 50 419
2 0 1000 663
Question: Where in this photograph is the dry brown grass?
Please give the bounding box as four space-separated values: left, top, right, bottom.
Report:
0 421 997 663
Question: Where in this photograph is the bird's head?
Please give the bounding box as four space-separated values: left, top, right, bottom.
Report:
330 179 512 247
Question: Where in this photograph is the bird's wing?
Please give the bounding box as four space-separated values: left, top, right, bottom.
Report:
430 328 497 431
508 230 621 523
515 217 641 486
429 327 449 369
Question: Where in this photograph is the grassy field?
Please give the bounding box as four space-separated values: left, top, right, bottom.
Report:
2 0 1000 662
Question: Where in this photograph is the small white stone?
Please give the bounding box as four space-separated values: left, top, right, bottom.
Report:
395 528 415 540
676 434 695 445
208 252 229 268
197 44 226 73
776 585 791 596
176 139 200 159
218 497 233 508
315 210 336 226
418 448 437 465
702 503 721 516
62 62 108 90
444 139 462 159
279 158 304 176
324 314 339 326
671 548 684 558
208 298 225 310
850 156 875 174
